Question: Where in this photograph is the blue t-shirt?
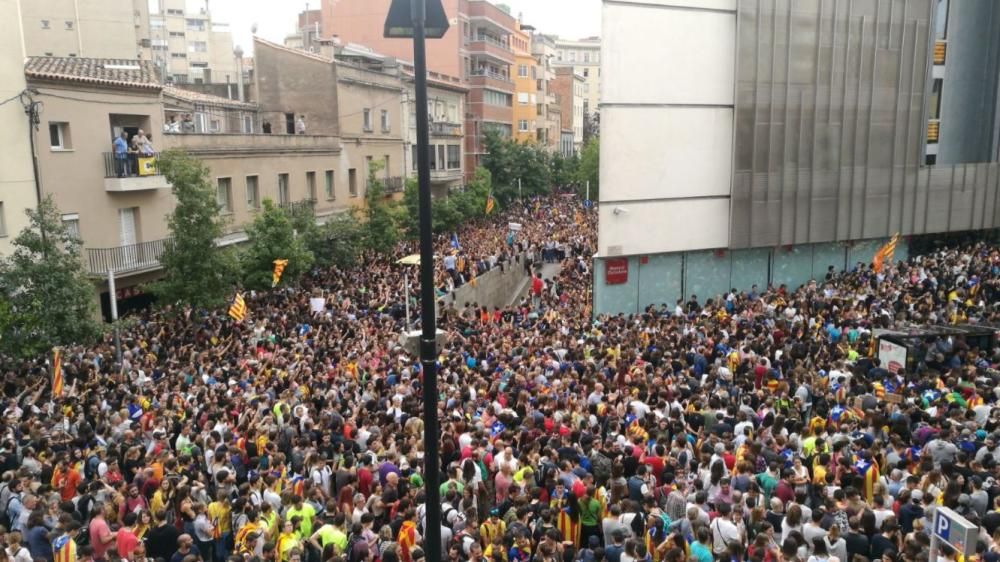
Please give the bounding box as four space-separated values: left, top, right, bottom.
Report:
113 136 128 155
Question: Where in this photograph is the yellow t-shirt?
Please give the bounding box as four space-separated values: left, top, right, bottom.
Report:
208 501 232 533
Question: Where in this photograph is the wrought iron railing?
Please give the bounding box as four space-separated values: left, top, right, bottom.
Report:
278 198 317 215
86 238 170 275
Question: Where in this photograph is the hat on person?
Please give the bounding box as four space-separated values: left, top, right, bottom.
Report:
911 490 924 502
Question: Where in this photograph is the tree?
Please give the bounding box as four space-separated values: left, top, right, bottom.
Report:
576 137 599 200
402 167 493 235
308 213 366 268
0 196 100 358
481 130 551 204
583 110 600 144
242 199 315 290
550 152 579 191
153 150 238 308
361 162 404 253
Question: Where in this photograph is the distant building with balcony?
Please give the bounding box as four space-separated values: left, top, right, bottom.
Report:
512 24 539 146
551 67 585 154
320 0 517 175
551 36 601 126
24 55 346 319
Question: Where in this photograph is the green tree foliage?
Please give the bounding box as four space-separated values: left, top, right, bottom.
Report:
550 152 579 189
576 137 599 200
402 167 493 235
0 196 100 358
481 130 551 203
360 162 404 253
308 213 366 268
242 199 315 290
153 150 238 308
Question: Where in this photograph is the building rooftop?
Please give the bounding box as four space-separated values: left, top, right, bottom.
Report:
163 86 257 110
25 57 161 89
253 36 333 64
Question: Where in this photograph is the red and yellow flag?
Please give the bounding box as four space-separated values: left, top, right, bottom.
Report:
271 259 289 288
872 233 900 273
228 292 247 322
485 195 495 215
51 348 63 398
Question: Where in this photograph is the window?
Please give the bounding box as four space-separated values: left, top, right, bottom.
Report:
324 170 335 200
188 41 207 53
484 91 512 107
167 8 183 15
556 50 563 61
437 146 445 170
531 66 537 80
517 92 529 105
518 119 529 132
363 109 373 132
285 113 295 134
929 79 943 120
306 171 316 200
348 169 358 197
216 178 233 213
536 103 544 116
169 31 185 37
380 109 390 132
41 20 50 29
186 18 205 31
246 176 260 209
429 145 437 170
518 64 528 77
61 213 80 240
583 52 590 63
447 145 460 169
411 145 418 171
537 79 544 91
278 173 290 204
48 122 70 150
65 20 74 30
925 154 937 166
583 69 589 78
171 53 187 59
568 51 576 62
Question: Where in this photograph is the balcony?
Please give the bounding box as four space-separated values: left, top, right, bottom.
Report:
278 198 317 215
469 70 515 92
366 177 405 194
431 169 463 182
928 119 940 143
465 39 514 65
430 122 463 136
102 153 173 192
160 133 342 157
86 238 169 275
934 41 947 65
467 1 517 33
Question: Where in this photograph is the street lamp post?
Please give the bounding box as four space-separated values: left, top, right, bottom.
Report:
384 2 449 560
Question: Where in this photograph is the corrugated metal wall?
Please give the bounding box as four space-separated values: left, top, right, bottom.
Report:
730 0 1000 248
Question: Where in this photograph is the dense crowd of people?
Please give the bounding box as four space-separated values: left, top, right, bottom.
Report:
3 194 1000 562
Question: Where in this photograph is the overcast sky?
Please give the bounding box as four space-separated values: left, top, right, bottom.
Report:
184 0 601 53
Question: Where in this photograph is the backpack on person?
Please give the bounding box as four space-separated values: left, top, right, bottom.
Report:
0 494 20 529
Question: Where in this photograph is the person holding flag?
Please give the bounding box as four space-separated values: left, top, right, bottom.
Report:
872 233 900 273
229 292 247 322
272 259 289 288
450 232 460 250
51 347 63 398
485 193 496 215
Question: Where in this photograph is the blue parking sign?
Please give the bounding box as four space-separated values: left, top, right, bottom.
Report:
933 507 977 557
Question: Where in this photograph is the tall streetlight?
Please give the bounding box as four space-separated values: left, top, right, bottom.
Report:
384 1 448 561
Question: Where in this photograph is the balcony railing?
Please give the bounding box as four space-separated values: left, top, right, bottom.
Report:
430 122 462 136
934 41 947 65
928 119 940 143
278 198 317 215
470 69 511 82
103 152 162 178
87 238 170 275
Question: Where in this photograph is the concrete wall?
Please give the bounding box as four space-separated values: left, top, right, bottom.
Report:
446 257 531 310
253 39 340 136
20 0 139 58
593 237 910 315
598 0 735 258
0 0 38 256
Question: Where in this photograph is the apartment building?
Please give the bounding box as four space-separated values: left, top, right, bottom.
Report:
147 0 239 85
551 36 600 123
24 55 346 318
596 0 1000 315
512 25 538 145
0 0 39 257
531 32 563 153
321 0 518 175
551 67 585 154
18 0 145 59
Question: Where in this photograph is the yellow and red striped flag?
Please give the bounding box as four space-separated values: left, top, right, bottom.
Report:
271 259 289 288
51 348 63 398
485 195 495 215
228 292 247 322
872 233 900 273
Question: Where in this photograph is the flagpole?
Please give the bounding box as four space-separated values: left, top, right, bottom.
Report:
107 268 122 364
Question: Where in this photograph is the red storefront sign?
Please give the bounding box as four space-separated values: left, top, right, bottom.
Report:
605 258 628 285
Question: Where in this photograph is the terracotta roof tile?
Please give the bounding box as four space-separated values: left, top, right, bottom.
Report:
163 86 257 109
25 57 161 89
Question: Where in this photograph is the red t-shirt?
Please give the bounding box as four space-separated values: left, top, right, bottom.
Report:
89 517 114 560
116 528 139 558
357 468 373 497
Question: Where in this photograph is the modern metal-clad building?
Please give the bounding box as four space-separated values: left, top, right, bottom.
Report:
595 0 1000 314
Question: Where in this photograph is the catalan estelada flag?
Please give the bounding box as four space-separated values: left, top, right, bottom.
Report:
855 456 880 504
52 534 75 562
872 233 900 273
485 194 495 215
51 348 63 398
228 292 247 322
271 259 289 288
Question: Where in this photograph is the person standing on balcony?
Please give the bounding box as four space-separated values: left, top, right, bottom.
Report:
113 132 129 177
296 115 306 135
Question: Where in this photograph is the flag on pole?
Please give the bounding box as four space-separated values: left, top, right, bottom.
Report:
871 233 900 273
485 194 495 215
450 232 460 249
271 259 289 288
229 292 247 322
51 348 63 398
